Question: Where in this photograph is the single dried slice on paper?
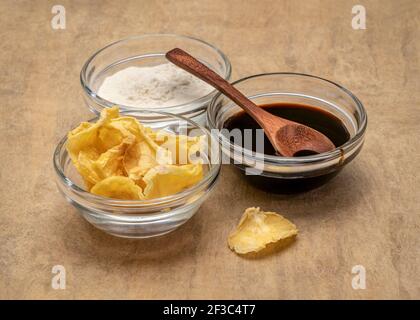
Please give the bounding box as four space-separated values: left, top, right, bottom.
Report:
91 176 144 200
228 207 298 255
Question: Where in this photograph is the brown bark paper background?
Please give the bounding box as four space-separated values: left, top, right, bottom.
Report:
0 0 419 299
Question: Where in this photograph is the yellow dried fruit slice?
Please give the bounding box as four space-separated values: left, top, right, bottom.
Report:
143 164 203 199
151 130 205 165
90 176 144 200
122 134 173 182
67 107 120 186
66 106 204 200
228 207 298 255
93 137 134 181
98 125 124 151
76 150 101 188
67 107 119 161
123 140 158 181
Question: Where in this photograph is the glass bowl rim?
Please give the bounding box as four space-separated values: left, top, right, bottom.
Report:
80 33 232 114
207 72 367 165
53 109 221 207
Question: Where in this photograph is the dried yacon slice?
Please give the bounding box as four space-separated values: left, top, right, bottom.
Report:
91 176 144 200
123 140 158 181
67 107 119 161
109 116 162 153
76 150 101 188
228 207 298 255
98 124 124 151
142 164 203 199
67 107 120 185
123 135 173 182
93 136 134 181
66 106 204 200
150 130 205 165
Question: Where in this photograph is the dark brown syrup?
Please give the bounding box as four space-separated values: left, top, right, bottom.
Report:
224 103 351 193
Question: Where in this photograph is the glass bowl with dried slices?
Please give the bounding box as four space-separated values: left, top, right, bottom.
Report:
53 107 221 238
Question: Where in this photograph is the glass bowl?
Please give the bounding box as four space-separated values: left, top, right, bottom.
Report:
80 34 231 125
207 73 367 193
53 111 221 238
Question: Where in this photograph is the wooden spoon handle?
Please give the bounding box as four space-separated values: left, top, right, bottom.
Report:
166 48 281 124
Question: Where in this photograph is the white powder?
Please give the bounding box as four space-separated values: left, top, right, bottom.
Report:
97 63 213 108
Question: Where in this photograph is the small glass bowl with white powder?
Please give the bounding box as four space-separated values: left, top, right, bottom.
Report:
81 34 231 125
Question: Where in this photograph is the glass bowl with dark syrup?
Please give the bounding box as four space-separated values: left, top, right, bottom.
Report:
207 73 367 193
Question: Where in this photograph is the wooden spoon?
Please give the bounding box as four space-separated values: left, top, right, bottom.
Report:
166 48 335 157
